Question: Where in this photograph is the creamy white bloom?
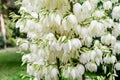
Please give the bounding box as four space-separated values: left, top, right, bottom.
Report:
30 12 38 18
16 19 27 32
103 55 116 64
94 40 100 47
115 62 120 70
67 14 78 26
50 41 62 52
101 34 116 46
112 24 120 37
20 42 29 51
76 64 85 75
30 44 38 53
62 18 71 32
73 3 82 15
43 33 56 41
102 19 114 28
50 68 58 80
92 10 105 18
85 62 97 72
83 36 93 47
89 51 96 61
103 1 112 10
82 1 92 12
80 53 90 64
88 20 105 37
113 42 120 54
73 25 81 34
111 0 118 3
27 32 37 39
22 54 31 62
18 0 120 79
27 64 35 75
62 67 70 78
54 14 62 26
95 49 103 58
79 27 89 38
112 6 120 19
62 40 72 53
70 38 82 50
70 68 77 79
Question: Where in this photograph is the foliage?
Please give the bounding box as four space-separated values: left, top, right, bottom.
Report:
16 0 120 80
0 0 19 48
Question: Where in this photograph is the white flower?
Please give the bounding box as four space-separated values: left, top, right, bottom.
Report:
18 0 120 79
76 64 85 75
80 53 90 64
43 33 56 41
88 20 105 37
82 1 92 12
92 10 105 18
103 55 116 64
89 51 96 61
16 19 27 32
67 14 78 26
110 56 117 64
27 32 37 39
34 77 39 80
62 18 71 32
101 34 116 46
50 41 62 52
20 42 29 51
79 27 89 38
111 0 118 3
27 64 35 75
95 49 103 58
70 68 77 79
30 44 38 53
34 59 44 65
103 1 112 10
73 3 82 15
73 25 81 34
63 40 72 53
70 38 82 50
112 24 120 37
54 14 61 26
112 6 120 19
62 67 70 78
89 0 99 4
62 53 69 63
30 12 38 18
94 40 100 47
38 49 45 58
102 19 114 28
115 62 120 70
113 42 120 54
50 68 58 80
83 36 93 47
22 54 31 62
85 62 97 72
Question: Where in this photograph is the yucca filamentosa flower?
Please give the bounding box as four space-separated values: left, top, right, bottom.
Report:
16 0 120 79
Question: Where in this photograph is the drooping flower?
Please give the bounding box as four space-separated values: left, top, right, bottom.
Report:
85 62 97 72
103 1 112 10
115 62 120 70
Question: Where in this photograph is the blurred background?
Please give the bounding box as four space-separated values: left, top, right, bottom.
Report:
0 0 28 80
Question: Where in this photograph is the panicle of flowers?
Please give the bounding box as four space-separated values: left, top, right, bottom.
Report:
16 0 120 79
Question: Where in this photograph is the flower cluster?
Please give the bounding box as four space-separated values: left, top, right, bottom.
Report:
16 0 120 80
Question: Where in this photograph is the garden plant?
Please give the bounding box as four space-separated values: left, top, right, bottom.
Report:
16 0 120 80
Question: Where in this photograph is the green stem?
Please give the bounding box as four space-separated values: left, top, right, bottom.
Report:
56 58 62 80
